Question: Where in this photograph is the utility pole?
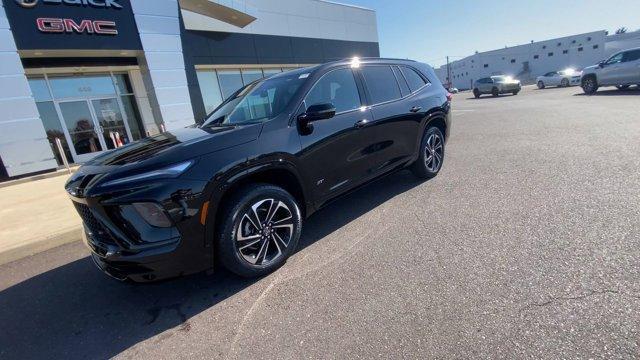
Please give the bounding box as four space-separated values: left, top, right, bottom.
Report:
446 56 451 89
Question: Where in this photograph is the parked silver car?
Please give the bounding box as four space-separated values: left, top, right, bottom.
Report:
473 76 521 98
581 47 640 94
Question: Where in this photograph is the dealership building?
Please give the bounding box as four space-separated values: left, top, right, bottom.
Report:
0 0 379 180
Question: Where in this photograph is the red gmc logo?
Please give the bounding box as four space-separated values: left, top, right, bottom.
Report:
36 18 118 35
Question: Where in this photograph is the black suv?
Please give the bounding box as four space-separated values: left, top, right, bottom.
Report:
66 58 452 281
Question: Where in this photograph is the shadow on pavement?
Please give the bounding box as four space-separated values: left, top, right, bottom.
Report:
573 87 640 96
466 94 518 100
0 169 424 360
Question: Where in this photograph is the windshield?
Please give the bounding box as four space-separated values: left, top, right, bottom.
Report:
201 70 309 127
492 76 507 82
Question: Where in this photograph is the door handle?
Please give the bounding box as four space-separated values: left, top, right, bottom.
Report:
354 119 369 128
410 106 422 113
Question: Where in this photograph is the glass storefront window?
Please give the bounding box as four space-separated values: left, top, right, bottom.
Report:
28 78 52 102
196 70 223 115
217 70 244 100
49 75 116 99
35 102 73 166
241 69 263 85
113 74 134 95
121 95 144 141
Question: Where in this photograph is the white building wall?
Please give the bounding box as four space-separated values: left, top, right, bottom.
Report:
182 0 378 43
0 2 57 177
605 30 640 56
437 31 607 89
131 0 195 131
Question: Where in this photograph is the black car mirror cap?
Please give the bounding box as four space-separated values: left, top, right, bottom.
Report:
302 103 336 122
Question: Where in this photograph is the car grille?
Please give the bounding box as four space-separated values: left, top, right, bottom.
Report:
73 202 116 245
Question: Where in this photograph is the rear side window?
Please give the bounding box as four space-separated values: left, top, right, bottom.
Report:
391 66 410 96
361 66 402 104
623 49 640 62
305 68 361 113
401 66 428 92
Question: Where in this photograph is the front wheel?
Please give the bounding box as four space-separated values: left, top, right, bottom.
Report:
512 91 519 95
537 81 545 89
582 77 598 95
411 126 445 179
561 78 570 87
217 184 302 278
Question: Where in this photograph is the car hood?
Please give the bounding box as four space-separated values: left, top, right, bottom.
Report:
582 65 598 73
70 123 261 183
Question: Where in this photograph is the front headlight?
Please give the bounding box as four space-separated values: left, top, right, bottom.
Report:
100 161 193 188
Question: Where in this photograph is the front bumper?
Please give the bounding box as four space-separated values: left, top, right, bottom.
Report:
500 83 521 93
68 177 212 282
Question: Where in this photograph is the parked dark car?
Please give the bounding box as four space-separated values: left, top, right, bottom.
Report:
65 58 452 281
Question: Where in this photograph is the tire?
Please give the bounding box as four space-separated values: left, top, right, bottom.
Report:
616 85 630 90
582 76 598 95
491 87 499 97
512 91 519 95
537 81 545 89
411 125 445 179
473 89 481 98
561 78 570 87
217 184 302 278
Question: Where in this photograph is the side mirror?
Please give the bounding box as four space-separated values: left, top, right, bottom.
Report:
297 103 336 135
598 61 606 68
301 103 336 121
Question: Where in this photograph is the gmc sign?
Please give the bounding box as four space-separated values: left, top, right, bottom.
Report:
36 18 118 35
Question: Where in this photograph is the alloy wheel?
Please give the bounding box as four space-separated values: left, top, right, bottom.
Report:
424 133 444 172
236 198 294 266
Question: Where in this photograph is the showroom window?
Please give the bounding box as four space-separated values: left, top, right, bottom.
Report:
27 72 145 165
196 67 296 115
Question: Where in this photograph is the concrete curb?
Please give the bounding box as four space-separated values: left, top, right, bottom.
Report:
0 228 83 266
0 167 79 190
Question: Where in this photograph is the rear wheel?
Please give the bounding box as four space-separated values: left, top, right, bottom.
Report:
537 81 545 89
473 89 481 98
411 126 445 179
561 78 570 87
492 87 499 97
582 76 598 95
616 85 630 90
217 184 302 278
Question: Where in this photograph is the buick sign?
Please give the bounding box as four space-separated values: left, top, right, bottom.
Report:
15 0 123 9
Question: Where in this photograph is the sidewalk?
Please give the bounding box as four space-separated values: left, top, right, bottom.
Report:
0 175 82 265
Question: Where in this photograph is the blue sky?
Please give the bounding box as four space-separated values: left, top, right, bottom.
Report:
343 0 640 67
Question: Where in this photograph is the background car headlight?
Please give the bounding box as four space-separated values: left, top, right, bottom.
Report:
132 203 173 228
100 161 193 188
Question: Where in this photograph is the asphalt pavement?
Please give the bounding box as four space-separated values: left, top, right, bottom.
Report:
1 85 639 359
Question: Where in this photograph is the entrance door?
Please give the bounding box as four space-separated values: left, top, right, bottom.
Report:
91 98 131 151
58 100 104 163
57 98 132 163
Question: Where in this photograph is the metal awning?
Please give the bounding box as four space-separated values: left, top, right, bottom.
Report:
179 0 257 28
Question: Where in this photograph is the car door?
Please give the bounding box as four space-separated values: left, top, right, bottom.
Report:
620 49 640 84
599 52 624 85
357 65 420 180
547 72 560 86
296 67 374 204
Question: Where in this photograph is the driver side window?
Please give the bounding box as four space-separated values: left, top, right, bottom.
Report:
305 68 361 113
606 53 623 65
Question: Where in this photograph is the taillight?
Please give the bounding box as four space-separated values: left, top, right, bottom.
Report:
446 92 453 102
